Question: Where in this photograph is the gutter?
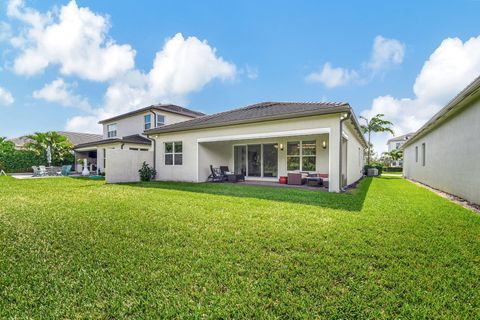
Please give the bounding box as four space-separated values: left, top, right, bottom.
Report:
339 112 350 192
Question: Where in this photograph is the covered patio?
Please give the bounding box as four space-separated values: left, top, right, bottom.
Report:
197 128 341 191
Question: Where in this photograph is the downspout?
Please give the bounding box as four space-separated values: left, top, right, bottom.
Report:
339 112 350 191
146 110 157 177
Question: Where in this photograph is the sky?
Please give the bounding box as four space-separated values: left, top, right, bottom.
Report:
1 0 480 154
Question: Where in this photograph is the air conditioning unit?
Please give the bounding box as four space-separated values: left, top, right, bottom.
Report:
367 168 379 176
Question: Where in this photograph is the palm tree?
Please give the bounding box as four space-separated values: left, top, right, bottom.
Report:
360 114 394 165
389 149 403 162
24 132 73 165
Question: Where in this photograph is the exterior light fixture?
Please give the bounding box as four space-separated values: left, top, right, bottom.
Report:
279 143 284 151
322 141 327 149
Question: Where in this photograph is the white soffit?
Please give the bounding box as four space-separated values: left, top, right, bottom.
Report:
197 128 330 143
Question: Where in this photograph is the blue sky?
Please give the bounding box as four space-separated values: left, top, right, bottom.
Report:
1 0 480 152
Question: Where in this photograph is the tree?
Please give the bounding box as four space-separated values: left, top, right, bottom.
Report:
0 137 15 154
389 149 403 162
359 114 394 165
24 132 73 165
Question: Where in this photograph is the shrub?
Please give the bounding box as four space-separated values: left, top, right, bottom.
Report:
139 162 156 181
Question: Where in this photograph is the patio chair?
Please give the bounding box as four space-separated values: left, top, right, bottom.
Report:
220 166 245 182
39 165 48 176
207 165 226 182
287 172 307 185
57 165 71 176
31 166 41 177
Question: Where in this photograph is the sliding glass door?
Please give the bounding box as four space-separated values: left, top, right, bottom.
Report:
234 145 246 176
234 144 278 178
247 144 262 177
263 144 278 177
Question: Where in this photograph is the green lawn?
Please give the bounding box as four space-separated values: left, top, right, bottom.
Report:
0 176 479 318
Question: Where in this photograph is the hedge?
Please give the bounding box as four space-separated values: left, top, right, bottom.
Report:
0 150 74 173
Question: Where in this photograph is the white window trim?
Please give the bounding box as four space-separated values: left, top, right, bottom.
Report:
286 140 317 172
107 124 117 138
144 115 152 130
157 114 165 127
165 141 183 166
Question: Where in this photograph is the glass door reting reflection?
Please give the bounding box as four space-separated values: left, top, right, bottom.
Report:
234 144 279 178
263 144 278 177
247 144 262 177
234 145 246 176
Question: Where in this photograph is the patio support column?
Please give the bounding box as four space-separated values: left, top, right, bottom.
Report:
328 120 341 192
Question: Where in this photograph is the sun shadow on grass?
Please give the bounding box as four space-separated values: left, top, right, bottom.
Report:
125 177 372 212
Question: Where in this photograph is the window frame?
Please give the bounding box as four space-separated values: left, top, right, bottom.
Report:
164 141 183 166
144 114 152 130
421 143 426 166
286 140 317 172
157 114 165 127
107 124 117 138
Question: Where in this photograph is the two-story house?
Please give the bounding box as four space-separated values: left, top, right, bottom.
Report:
386 132 414 167
73 104 204 173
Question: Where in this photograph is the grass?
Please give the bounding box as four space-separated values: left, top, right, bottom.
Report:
0 176 479 318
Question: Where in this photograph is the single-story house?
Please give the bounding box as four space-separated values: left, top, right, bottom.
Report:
403 75 480 205
143 101 368 192
74 104 204 173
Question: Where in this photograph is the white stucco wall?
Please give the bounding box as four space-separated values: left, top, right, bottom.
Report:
102 110 195 139
105 149 154 183
150 114 365 192
403 98 480 204
97 142 152 173
343 123 365 185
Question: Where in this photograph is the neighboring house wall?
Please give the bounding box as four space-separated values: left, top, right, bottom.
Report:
403 98 480 204
102 111 194 139
106 149 154 183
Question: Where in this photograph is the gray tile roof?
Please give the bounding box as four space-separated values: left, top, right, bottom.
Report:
74 134 151 149
98 104 205 124
145 101 351 135
9 131 102 147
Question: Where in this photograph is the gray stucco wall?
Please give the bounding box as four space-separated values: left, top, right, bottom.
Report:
403 97 480 205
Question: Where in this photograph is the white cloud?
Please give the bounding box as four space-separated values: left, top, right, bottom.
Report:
306 63 358 88
0 22 12 42
7 0 135 81
65 33 236 131
367 35 405 72
65 115 101 133
0 86 14 105
33 78 91 111
5 1 237 133
245 65 258 79
307 35 405 88
361 35 480 154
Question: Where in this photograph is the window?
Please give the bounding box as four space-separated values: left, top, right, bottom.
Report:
144 114 152 130
103 148 106 168
165 142 182 165
107 124 117 138
415 146 418 162
157 115 165 126
422 143 426 166
396 142 402 149
287 140 316 171
129 148 138 151
140 148 149 151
